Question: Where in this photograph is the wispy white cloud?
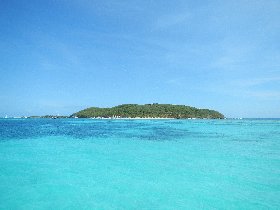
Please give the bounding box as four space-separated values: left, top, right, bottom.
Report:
232 77 280 87
210 40 254 71
154 13 191 29
245 90 280 99
67 0 145 16
165 77 186 86
26 32 87 73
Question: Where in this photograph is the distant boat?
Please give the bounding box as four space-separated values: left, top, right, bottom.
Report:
5 115 8 119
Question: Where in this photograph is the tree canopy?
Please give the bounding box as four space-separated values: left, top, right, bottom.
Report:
71 104 224 119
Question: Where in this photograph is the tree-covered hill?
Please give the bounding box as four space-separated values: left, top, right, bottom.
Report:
71 104 224 119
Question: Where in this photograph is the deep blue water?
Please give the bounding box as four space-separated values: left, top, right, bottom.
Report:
0 119 280 209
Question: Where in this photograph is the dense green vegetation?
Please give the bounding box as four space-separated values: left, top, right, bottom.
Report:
71 104 224 119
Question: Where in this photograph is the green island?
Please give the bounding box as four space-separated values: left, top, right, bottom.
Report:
71 103 224 119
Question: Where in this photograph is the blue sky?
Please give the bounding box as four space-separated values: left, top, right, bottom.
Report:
0 0 279 117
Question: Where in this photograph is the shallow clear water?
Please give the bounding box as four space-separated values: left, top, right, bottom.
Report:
0 119 279 209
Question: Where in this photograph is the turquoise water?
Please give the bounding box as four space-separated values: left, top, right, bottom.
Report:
0 119 279 209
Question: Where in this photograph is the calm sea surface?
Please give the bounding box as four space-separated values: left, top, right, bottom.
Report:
0 119 279 209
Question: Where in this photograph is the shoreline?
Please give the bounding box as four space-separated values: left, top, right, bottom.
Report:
88 117 177 120
84 117 213 120
0 117 221 120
